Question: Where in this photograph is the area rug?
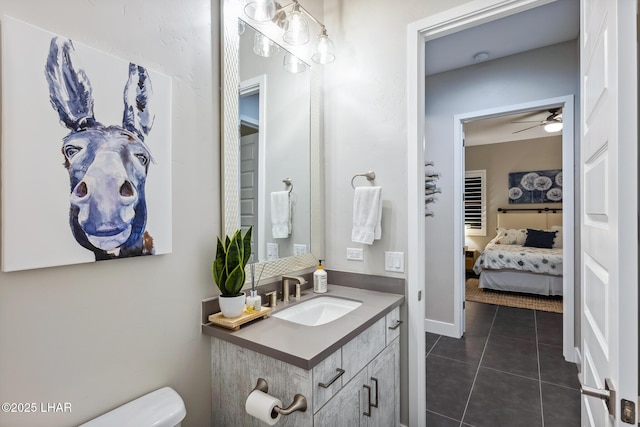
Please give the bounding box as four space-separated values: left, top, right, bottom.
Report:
465 278 563 313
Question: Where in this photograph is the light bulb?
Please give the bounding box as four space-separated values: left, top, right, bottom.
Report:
283 5 310 45
543 121 563 133
312 28 335 64
244 0 276 22
253 32 280 57
283 52 308 73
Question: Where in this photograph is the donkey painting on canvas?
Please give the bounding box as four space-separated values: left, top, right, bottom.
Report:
45 37 156 260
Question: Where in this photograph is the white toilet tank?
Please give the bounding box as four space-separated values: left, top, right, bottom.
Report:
79 387 186 427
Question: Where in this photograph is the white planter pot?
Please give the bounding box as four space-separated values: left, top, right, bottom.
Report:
219 292 246 318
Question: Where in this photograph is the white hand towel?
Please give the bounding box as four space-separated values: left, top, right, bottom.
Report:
351 186 382 245
271 191 291 239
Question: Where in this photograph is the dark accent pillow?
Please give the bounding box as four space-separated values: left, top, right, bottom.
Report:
523 228 558 249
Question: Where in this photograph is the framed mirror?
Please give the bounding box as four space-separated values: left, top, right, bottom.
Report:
221 0 324 282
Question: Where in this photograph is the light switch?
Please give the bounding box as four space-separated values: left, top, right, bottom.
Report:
385 251 404 273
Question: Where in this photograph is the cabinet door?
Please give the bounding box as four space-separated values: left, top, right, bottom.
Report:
365 339 399 427
314 369 368 427
385 307 401 345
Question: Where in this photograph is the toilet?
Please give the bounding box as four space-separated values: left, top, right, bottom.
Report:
79 387 186 427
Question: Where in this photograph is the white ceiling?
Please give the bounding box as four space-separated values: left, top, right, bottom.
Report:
464 109 562 146
425 0 579 76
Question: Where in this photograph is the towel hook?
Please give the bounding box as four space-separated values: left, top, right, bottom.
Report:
351 171 376 189
283 178 293 195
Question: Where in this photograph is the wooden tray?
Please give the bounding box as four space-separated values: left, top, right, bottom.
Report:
208 307 272 331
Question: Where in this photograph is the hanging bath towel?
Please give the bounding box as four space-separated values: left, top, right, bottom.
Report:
352 186 382 245
271 191 291 239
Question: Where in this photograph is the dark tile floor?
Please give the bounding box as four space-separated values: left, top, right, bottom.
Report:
426 301 580 427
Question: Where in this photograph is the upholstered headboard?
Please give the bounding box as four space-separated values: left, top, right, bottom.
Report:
497 212 562 230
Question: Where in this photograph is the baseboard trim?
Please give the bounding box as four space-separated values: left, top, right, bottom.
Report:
425 318 460 338
574 346 582 371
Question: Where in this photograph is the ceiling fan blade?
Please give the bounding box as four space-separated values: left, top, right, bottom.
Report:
512 124 542 134
510 120 543 124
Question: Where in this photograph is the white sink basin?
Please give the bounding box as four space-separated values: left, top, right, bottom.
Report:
272 296 362 326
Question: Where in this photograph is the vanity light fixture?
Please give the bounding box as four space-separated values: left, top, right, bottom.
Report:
543 121 563 133
283 1 310 45
283 52 309 73
244 0 277 22
253 32 280 57
244 0 336 65
311 26 335 65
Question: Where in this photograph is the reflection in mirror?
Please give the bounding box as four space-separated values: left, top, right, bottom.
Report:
221 0 322 283
238 20 311 262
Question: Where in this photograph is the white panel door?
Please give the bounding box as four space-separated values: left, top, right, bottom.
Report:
580 0 637 426
240 132 259 251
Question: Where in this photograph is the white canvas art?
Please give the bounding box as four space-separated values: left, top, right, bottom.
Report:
1 16 172 271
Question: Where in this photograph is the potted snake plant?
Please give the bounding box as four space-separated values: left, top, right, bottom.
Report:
212 227 252 318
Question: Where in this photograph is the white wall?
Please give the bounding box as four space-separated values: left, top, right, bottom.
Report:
0 1 217 426
322 0 472 275
321 0 472 424
425 41 579 324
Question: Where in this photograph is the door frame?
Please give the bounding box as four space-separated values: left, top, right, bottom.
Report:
406 0 566 424
453 95 576 362
239 74 267 261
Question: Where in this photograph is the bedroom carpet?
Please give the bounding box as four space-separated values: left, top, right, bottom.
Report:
466 278 563 313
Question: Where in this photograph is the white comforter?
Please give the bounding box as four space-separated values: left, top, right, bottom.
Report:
473 243 563 276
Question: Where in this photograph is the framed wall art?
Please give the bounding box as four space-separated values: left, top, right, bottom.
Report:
508 169 562 204
1 16 172 271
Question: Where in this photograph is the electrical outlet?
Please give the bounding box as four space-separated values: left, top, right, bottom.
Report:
346 248 364 261
267 243 279 261
293 244 308 256
385 251 404 273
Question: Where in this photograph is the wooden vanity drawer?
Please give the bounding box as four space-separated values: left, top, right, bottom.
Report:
341 317 386 384
312 348 343 412
385 306 401 344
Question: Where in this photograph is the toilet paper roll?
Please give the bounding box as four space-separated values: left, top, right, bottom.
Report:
245 390 282 425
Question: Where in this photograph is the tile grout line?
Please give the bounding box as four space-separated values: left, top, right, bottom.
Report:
458 305 499 427
535 309 545 427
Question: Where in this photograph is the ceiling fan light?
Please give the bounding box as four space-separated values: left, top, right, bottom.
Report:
544 121 563 133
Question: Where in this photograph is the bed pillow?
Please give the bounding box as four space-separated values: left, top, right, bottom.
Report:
524 228 558 249
551 225 563 248
492 228 527 245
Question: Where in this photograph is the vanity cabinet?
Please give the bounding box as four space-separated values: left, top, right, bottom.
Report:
210 306 401 426
314 338 399 426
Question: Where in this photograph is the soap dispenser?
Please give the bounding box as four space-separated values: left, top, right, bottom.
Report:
313 260 327 293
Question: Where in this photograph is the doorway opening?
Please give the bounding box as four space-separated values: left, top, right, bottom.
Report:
454 97 575 363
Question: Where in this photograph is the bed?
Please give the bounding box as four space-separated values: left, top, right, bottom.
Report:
472 211 563 296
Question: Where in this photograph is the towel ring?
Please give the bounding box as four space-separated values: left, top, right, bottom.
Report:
283 178 293 194
351 171 376 189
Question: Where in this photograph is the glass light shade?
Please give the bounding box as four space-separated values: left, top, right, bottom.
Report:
312 32 335 64
283 52 308 74
253 32 280 57
544 121 563 133
283 8 310 45
244 0 276 22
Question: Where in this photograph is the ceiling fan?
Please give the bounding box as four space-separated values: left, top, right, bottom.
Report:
511 108 563 134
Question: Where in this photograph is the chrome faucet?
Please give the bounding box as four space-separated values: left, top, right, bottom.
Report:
282 275 307 302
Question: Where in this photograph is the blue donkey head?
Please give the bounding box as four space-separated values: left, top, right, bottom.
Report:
45 37 155 260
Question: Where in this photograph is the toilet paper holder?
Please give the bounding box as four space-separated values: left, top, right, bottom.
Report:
251 378 308 415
